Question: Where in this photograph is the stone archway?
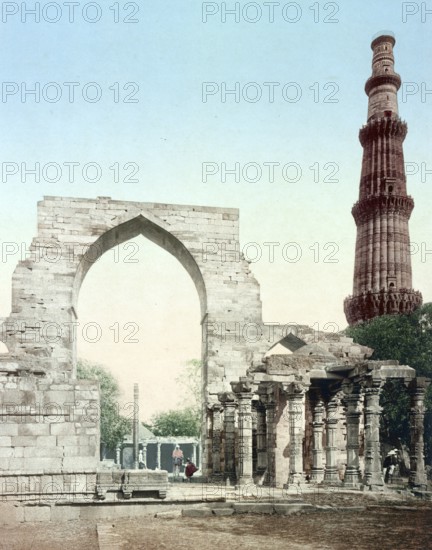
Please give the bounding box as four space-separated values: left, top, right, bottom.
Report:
1 195 263 402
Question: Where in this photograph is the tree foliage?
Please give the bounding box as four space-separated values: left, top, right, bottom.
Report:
146 407 200 437
77 359 131 451
143 359 202 438
345 303 432 461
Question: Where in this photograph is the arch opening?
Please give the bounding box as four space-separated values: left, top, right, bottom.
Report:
76 232 202 424
72 214 207 319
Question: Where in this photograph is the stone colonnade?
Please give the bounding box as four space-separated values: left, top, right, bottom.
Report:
206 373 430 491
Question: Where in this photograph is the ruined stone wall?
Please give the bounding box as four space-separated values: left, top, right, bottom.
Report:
0 365 99 473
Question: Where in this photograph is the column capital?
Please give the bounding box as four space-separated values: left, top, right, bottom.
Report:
284 381 308 397
361 374 385 394
341 379 361 396
218 391 237 406
409 377 431 395
211 403 223 414
282 379 311 396
231 376 253 395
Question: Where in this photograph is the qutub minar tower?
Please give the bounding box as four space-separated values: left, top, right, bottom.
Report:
344 33 423 325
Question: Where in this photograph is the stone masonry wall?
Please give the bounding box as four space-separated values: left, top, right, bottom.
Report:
0 366 99 473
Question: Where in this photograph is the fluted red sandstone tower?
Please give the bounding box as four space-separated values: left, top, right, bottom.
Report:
344 33 422 325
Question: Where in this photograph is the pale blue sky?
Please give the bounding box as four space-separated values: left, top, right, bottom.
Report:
1 1 431 417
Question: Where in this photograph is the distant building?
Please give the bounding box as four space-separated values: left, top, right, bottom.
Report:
120 424 200 472
344 33 422 325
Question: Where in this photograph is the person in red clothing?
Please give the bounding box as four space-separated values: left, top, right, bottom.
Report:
184 458 198 482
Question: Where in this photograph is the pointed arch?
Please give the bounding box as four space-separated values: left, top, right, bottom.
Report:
72 213 207 319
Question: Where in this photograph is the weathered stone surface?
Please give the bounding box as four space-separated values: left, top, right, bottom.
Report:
155 510 182 519
181 508 212 517
23 504 51 522
212 508 234 516
273 503 314 515
50 505 81 522
0 503 24 524
233 503 274 514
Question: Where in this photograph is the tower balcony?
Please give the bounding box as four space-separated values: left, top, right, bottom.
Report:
344 288 423 326
359 116 407 145
351 194 414 225
365 73 401 96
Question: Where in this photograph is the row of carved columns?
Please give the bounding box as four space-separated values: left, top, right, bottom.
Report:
206 376 429 490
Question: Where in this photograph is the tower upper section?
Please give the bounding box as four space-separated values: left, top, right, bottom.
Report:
365 33 401 121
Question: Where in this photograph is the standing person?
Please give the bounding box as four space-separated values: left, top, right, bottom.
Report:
383 450 397 483
172 444 184 478
184 458 198 482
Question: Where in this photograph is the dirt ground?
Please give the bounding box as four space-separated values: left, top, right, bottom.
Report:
1 495 431 550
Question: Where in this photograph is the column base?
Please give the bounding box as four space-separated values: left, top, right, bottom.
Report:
288 472 304 485
209 473 224 483
323 468 341 485
224 473 236 485
409 482 428 492
238 476 254 486
362 484 385 492
363 473 384 488
264 469 276 487
310 469 324 483
344 469 362 487
409 474 428 489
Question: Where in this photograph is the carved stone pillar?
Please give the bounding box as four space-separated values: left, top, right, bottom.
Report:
310 390 325 483
261 386 276 486
133 383 139 470
251 404 258 475
255 398 267 474
323 393 341 484
342 381 362 487
218 391 237 483
204 404 214 478
192 442 198 468
211 404 222 477
115 445 121 466
286 382 307 485
408 377 431 490
232 377 254 486
156 442 161 470
142 443 148 468
363 378 384 488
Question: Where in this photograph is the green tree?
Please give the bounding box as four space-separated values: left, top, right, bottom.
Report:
77 359 131 453
345 303 432 461
146 407 200 437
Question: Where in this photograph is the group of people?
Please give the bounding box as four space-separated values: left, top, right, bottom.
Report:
172 444 198 482
174 444 398 484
